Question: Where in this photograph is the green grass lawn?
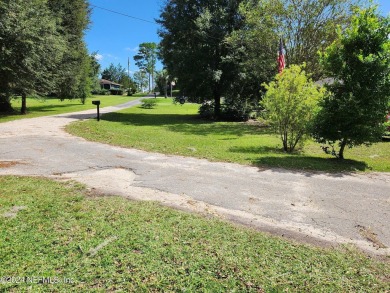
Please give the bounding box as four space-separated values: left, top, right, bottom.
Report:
67 98 390 173
0 94 146 123
0 176 388 292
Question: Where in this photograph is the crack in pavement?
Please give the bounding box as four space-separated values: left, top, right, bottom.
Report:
0 100 389 257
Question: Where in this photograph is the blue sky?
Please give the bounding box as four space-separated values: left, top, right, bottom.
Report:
86 0 164 74
85 0 390 75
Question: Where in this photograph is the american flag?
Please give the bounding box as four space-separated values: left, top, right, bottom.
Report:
278 39 285 73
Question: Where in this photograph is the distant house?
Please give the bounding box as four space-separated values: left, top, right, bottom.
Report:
315 78 335 87
100 79 122 95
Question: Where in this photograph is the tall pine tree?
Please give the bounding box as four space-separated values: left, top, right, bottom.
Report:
47 0 91 103
133 43 158 93
0 0 65 113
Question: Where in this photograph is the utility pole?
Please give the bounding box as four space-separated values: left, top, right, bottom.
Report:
128 57 131 94
128 57 130 79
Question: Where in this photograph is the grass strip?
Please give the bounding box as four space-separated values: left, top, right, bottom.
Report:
0 94 145 123
67 98 390 172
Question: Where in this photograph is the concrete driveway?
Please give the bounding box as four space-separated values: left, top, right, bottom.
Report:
1 100 389 256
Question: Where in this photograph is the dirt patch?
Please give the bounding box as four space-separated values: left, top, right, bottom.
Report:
3 206 27 218
357 225 388 249
0 161 21 168
242 119 269 128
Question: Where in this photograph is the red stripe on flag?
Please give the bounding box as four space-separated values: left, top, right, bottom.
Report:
278 39 285 73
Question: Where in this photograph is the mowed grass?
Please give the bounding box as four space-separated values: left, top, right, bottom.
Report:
0 176 389 292
0 94 145 123
67 98 390 172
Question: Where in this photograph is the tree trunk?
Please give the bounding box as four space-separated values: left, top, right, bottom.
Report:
282 131 288 152
213 88 221 119
338 138 347 159
164 77 167 98
0 95 13 113
21 93 27 115
148 73 151 92
151 71 154 93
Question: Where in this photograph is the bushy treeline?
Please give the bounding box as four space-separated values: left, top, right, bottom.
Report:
100 63 138 95
158 1 390 159
158 0 363 120
0 0 92 113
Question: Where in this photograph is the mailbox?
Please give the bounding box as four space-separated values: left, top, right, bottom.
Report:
92 100 101 121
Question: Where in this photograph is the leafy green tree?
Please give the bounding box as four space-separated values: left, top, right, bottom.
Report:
133 70 148 92
313 6 390 159
155 70 169 98
158 0 245 118
101 63 125 83
119 75 137 94
262 64 325 152
101 63 136 92
279 0 363 80
47 0 91 102
237 0 361 81
0 0 65 113
133 43 158 92
101 64 116 82
89 52 102 93
227 0 284 102
312 6 390 159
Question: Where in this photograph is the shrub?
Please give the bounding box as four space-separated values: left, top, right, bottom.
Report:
198 101 215 119
92 89 109 95
262 64 324 153
141 98 157 109
198 98 258 121
384 121 390 133
220 95 256 122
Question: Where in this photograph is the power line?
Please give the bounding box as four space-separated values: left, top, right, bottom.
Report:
89 3 226 42
90 4 157 25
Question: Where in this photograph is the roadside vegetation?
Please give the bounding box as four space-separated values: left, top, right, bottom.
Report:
67 98 390 173
0 176 388 292
0 95 144 123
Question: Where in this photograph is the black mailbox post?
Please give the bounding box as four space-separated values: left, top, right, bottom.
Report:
92 100 101 121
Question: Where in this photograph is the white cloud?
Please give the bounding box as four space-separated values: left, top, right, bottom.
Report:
94 54 103 61
125 47 139 52
105 54 119 60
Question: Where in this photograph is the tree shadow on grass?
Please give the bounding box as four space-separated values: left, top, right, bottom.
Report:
101 112 270 137
229 145 283 154
27 104 78 112
0 104 74 118
229 145 369 175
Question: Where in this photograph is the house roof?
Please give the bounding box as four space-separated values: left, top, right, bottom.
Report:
315 78 335 86
100 79 121 86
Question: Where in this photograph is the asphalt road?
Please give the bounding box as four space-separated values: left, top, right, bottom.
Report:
1 99 389 256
